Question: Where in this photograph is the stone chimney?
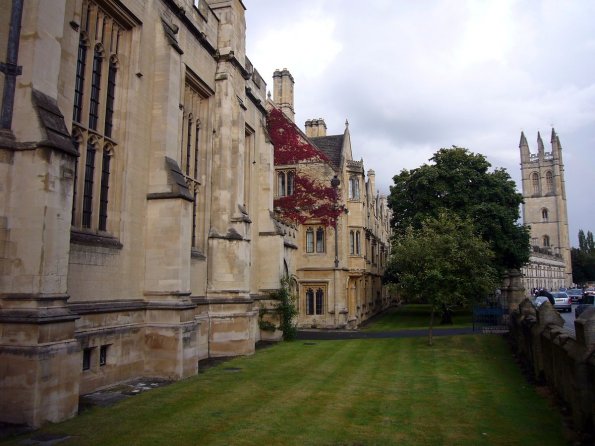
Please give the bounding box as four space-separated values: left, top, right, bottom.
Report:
367 169 376 196
272 68 295 122
304 118 327 137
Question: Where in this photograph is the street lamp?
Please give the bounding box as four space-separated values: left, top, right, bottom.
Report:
331 175 340 268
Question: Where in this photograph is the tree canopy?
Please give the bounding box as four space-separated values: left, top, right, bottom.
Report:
386 211 500 344
387 147 530 274
573 229 595 285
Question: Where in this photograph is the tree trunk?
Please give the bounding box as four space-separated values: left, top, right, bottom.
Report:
428 307 434 346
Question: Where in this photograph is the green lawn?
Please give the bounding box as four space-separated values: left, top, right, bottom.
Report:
361 304 473 331
2 335 567 446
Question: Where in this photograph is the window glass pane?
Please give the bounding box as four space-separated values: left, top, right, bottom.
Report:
287 172 294 196
315 289 324 314
306 289 314 315
104 60 117 137
350 231 354 254
316 228 324 253
89 48 103 130
82 141 97 228
306 229 314 253
98 149 111 231
278 172 285 197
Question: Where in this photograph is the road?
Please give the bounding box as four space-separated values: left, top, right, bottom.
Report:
561 304 578 336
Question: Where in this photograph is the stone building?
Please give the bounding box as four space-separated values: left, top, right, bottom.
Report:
519 129 572 292
0 0 292 427
268 69 393 329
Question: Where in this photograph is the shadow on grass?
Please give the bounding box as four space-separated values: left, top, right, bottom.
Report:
361 304 473 332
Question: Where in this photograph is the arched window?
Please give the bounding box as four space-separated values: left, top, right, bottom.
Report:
350 230 355 254
306 288 314 315
306 228 314 253
543 235 550 247
287 171 294 196
315 288 324 314
104 56 118 138
305 288 324 315
89 44 104 131
545 171 553 192
542 208 548 221
82 138 99 229
277 171 286 197
98 145 113 231
316 227 325 253
348 176 360 200
531 172 539 194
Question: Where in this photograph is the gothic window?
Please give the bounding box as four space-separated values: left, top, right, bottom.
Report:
350 230 355 254
531 172 539 194
316 227 325 253
355 230 361 255
542 208 549 221
348 176 360 200
182 75 211 250
306 227 325 253
277 172 286 197
71 1 135 235
545 171 553 192
306 228 314 253
276 170 295 197
305 287 325 315
543 235 550 247
287 171 294 196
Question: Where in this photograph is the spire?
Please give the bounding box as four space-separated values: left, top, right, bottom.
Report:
537 131 545 158
519 131 530 163
519 131 528 148
550 127 557 143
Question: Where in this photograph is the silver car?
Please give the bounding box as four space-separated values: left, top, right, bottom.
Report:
552 291 572 312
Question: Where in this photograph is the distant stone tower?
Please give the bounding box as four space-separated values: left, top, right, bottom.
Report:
519 129 572 286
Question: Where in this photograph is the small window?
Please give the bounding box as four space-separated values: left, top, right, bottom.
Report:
542 208 548 221
350 230 355 254
99 345 108 366
306 228 314 253
543 235 550 247
348 176 360 200
82 347 93 371
277 172 286 197
545 171 553 192
305 287 324 315
531 172 539 194
287 171 294 196
316 227 325 253
355 231 361 255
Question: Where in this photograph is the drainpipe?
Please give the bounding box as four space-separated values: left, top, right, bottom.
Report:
0 0 24 134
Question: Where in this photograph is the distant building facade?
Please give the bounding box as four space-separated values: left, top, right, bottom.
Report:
519 129 572 292
268 70 393 329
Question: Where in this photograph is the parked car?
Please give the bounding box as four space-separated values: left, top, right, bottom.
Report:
567 288 583 303
575 294 594 318
552 291 572 312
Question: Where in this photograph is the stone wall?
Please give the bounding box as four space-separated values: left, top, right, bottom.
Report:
509 300 595 438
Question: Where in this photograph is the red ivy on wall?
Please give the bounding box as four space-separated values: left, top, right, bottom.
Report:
267 107 343 227
268 108 330 165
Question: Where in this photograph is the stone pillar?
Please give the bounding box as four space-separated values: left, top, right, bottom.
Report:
206 0 256 357
142 18 199 379
502 269 525 319
0 0 81 427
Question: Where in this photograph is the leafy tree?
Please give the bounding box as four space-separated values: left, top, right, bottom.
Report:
572 229 595 285
387 211 500 345
387 147 530 275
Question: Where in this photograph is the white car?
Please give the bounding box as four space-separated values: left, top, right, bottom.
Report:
552 292 572 312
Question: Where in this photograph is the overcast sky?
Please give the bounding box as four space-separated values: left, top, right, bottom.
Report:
244 0 595 247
